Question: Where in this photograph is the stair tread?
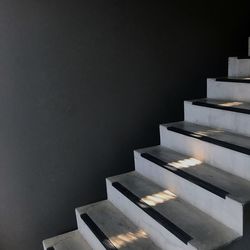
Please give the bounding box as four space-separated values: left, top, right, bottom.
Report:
190 98 250 114
163 121 250 155
216 77 250 83
76 200 160 250
136 145 250 204
108 172 238 250
234 56 250 59
43 230 92 250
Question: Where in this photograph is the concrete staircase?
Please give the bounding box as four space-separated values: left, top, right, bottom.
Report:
43 38 250 250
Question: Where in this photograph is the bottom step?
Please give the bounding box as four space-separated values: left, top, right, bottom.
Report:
76 200 160 250
43 230 92 250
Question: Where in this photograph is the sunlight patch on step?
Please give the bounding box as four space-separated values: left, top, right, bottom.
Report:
218 101 243 107
191 129 224 138
110 229 148 248
140 190 176 206
168 157 202 169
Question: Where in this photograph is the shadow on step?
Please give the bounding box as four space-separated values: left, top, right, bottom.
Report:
218 203 250 250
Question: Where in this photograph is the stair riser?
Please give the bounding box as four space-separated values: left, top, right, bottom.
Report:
184 101 250 137
207 78 250 102
134 151 243 235
160 125 250 182
228 57 250 77
106 179 196 250
76 211 106 250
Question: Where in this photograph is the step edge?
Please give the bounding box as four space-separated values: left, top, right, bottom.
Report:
215 77 250 83
191 100 250 115
111 181 193 245
164 123 250 156
135 146 249 206
80 213 117 250
140 152 229 199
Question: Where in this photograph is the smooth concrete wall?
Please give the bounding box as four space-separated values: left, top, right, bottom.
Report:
0 1 249 250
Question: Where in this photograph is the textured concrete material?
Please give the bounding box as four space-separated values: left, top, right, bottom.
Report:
228 57 250 77
107 176 190 250
184 99 250 137
207 78 250 102
138 145 250 204
107 172 239 250
134 145 250 234
42 230 92 250
160 121 250 182
76 200 159 250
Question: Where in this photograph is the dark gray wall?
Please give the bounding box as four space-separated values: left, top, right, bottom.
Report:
0 1 249 249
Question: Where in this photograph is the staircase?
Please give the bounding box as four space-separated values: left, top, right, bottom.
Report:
43 38 250 250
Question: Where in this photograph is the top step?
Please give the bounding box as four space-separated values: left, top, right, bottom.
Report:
234 56 250 59
216 77 250 83
227 38 250 77
207 78 250 102
228 57 250 78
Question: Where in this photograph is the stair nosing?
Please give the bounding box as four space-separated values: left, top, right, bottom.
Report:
167 125 250 155
112 181 193 245
236 56 250 59
80 213 117 250
216 77 250 83
192 100 250 115
140 152 229 199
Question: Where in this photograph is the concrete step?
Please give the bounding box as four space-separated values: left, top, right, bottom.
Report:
207 78 250 102
184 98 250 137
160 121 250 182
107 171 239 250
135 145 250 234
43 230 92 250
228 57 250 77
76 200 159 250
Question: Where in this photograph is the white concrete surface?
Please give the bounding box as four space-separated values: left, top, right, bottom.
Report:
42 230 92 250
207 78 250 102
106 175 185 250
160 122 250 182
134 145 250 235
107 171 239 250
76 200 159 250
228 57 250 77
184 99 250 137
